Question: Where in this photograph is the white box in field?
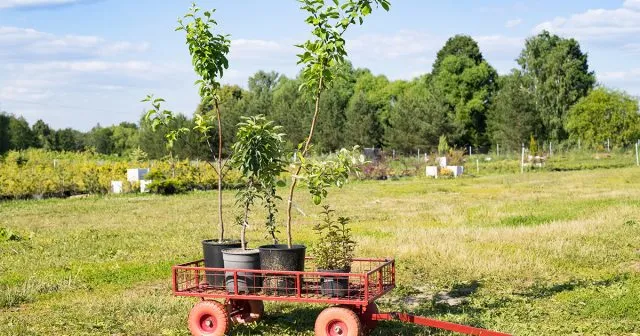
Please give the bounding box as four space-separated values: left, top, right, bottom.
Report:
447 166 464 177
127 168 149 182
426 166 438 177
437 157 447 168
140 180 153 193
111 181 123 194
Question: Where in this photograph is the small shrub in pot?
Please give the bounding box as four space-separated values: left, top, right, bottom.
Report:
222 115 286 294
310 205 356 298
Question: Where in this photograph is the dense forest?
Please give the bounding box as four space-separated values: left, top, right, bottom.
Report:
1 31 639 159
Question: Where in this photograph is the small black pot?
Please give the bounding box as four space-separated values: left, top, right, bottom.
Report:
258 244 306 295
222 248 261 294
318 268 350 298
202 239 242 287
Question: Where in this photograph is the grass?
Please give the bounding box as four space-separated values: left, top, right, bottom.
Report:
1 167 640 335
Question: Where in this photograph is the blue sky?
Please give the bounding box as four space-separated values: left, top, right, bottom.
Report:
1 0 639 130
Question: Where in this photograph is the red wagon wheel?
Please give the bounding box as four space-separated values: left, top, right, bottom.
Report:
188 300 229 336
314 306 362 336
227 299 264 324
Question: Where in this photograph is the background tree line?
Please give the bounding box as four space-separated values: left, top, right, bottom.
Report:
1 30 639 159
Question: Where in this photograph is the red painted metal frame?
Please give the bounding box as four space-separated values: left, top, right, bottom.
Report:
372 313 511 336
172 257 395 307
172 258 512 336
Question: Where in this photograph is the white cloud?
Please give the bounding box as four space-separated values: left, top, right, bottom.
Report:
625 0 640 10
623 43 640 54
599 68 640 82
505 18 523 28
348 30 442 59
534 2 640 40
474 35 524 53
0 79 55 101
0 0 81 9
19 60 152 73
0 26 149 58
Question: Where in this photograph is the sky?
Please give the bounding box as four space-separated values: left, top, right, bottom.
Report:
1 0 640 131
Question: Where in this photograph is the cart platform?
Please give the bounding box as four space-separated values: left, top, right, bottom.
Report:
172 257 395 306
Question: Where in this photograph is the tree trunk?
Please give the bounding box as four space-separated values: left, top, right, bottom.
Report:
215 99 224 242
285 75 324 248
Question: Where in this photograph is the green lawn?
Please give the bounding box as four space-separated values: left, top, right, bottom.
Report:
1 168 640 335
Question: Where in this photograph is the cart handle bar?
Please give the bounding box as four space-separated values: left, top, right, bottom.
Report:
372 313 511 336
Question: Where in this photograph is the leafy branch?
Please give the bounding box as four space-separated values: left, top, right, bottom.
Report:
285 0 390 248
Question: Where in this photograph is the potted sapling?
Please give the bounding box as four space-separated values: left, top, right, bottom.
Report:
260 0 390 277
144 3 241 287
311 205 356 298
222 115 286 294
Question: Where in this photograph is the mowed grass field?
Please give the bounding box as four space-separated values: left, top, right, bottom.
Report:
1 168 640 335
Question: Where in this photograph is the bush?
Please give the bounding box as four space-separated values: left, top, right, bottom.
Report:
148 179 185 195
0 149 244 199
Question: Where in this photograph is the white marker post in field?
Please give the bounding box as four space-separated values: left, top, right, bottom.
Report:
521 143 525 174
636 141 639 167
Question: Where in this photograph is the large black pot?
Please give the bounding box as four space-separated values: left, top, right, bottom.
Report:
222 248 261 294
318 268 350 298
258 244 306 295
202 239 242 287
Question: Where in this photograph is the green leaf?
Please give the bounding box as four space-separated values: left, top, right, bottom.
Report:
313 195 322 205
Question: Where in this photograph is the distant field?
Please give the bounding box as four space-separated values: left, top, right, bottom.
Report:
1 167 640 335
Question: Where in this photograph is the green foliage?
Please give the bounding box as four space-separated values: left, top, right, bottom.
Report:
298 146 364 205
148 179 185 196
487 71 540 150
231 115 287 246
429 35 498 146
344 91 383 147
0 149 242 199
529 135 539 156
142 95 190 151
232 116 286 182
310 205 356 270
438 135 449 155
385 84 450 153
176 3 230 99
517 30 595 141
296 0 388 93
566 87 640 149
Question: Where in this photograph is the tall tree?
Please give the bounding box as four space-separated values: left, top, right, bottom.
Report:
432 35 484 73
344 91 383 148
111 122 140 155
430 35 498 147
271 76 312 148
487 70 540 151
517 30 595 141
32 119 55 150
315 62 357 152
7 115 36 150
86 124 115 154
0 113 10 154
55 128 85 151
386 84 451 153
566 87 640 149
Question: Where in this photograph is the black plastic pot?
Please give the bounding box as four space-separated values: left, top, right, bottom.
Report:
258 244 306 295
318 268 350 298
202 239 242 287
222 248 261 294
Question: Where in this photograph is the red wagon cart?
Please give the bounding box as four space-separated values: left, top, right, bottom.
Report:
172 258 511 336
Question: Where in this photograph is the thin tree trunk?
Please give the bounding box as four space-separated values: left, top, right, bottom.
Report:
215 99 224 242
286 75 324 248
242 181 251 251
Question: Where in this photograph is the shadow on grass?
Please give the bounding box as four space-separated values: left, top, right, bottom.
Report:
230 280 517 335
515 274 627 299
